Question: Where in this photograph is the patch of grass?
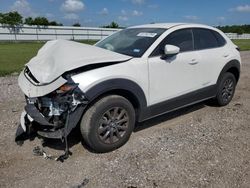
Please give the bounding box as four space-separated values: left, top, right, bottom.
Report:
232 39 250 51
0 40 98 76
78 40 98 45
0 42 44 76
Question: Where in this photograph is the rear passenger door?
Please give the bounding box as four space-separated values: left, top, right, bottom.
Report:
192 28 227 87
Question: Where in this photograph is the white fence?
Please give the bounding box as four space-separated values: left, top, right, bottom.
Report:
226 33 250 40
0 24 119 41
0 24 250 41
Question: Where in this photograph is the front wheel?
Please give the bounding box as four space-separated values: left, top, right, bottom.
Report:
80 95 135 153
215 72 236 106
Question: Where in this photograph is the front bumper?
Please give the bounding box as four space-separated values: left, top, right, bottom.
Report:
25 104 54 126
15 103 86 143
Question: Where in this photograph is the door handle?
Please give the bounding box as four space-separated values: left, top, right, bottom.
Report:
189 59 199 65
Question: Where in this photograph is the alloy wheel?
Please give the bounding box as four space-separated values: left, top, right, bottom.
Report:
98 107 129 144
221 78 234 103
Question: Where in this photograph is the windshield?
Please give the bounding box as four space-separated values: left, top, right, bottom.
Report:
96 28 166 57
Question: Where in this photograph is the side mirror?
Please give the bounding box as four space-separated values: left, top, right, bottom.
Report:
164 45 180 56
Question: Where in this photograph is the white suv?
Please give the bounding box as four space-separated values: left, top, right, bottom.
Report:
16 23 241 157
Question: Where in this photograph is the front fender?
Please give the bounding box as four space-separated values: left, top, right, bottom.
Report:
85 78 147 105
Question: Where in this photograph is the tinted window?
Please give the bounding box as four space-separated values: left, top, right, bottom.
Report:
151 29 193 56
212 31 226 47
165 29 194 52
193 28 218 50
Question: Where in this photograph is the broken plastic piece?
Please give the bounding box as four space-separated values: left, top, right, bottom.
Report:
55 110 72 162
33 146 57 160
55 150 72 162
33 146 43 156
32 145 72 162
20 111 27 132
33 146 55 160
15 124 28 146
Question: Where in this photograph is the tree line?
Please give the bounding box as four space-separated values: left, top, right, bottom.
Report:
217 25 250 34
0 11 120 28
0 11 63 26
2 11 249 32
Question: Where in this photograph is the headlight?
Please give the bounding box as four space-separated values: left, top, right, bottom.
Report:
56 83 78 94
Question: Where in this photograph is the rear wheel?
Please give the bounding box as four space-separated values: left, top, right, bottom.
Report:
215 72 236 106
80 95 135 153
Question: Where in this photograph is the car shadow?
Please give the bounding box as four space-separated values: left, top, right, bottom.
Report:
134 102 206 132
41 102 207 153
40 128 83 151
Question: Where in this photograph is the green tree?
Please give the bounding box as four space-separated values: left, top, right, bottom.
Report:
102 21 119 28
49 21 63 26
217 25 250 34
0 13 3 23
72 22 81 27
110 21 119 28
24 17 34 25
0 11 23 26
24 17 63 26
32 17 49 26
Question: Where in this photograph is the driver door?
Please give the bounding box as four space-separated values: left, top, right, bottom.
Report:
148 29 202 105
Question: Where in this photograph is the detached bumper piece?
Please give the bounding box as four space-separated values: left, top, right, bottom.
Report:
25 104 54 126
15 110 36 145
15 104 86 162
36 105 85 139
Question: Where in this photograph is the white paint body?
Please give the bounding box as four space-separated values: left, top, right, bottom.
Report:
19 23 241 107
72 23 241 106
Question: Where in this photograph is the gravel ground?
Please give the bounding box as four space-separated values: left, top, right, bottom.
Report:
0 51 250 188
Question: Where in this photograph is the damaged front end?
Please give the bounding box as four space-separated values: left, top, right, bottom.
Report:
14 39 132 161
16 79 88 161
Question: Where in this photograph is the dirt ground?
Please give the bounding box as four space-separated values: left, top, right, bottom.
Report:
0 52 250 188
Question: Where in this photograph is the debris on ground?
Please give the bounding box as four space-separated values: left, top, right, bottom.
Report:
70 178 89 188
33 146 55 160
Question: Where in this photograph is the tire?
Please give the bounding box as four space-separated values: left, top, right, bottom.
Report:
80 95 135 153
215 72 236 106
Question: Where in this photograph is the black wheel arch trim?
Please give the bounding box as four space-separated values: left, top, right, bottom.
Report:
84 78 147 118
216 59 241 85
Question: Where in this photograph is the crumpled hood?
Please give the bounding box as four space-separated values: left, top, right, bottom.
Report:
26 39 132 84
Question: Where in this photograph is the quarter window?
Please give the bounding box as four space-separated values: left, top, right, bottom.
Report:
212 31 226 47
193 28 218 50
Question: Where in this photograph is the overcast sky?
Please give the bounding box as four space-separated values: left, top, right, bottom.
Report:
0 0 250 27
